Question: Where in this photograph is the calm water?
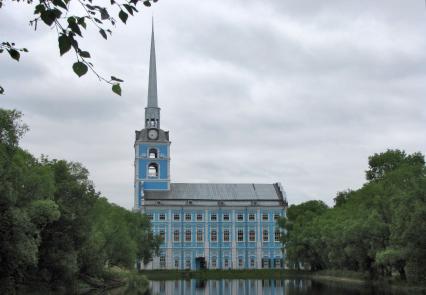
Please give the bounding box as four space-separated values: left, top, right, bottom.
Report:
134 279 409 295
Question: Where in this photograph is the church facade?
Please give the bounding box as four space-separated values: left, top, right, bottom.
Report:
134 25 288 270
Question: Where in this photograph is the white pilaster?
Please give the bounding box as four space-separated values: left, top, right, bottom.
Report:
231 209 237 269
256 208 262 269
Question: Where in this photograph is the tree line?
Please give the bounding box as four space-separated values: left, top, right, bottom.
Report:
280 149 426 284
0 109 161 293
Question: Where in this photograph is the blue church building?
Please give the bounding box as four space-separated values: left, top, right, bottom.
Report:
134 24 288 270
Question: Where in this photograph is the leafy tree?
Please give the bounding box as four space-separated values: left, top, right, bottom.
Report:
279 201 328 270
0 0 159 95
282 150 426 283
333 189 353 207
366 149 425 182
0 108 161 292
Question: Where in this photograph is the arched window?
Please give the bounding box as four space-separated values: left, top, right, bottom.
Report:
148 163 158 177
149 148 158 159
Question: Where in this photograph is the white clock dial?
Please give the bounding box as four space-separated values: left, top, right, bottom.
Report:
148 129 158 140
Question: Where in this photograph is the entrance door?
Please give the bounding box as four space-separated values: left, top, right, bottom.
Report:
195 257 206 270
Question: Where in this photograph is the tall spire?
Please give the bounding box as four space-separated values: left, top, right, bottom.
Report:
147 17 158 107
145 17 160 128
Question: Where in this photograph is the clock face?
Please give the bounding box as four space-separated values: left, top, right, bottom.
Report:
148 129 159 140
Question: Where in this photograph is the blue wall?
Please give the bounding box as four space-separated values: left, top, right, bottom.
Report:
146 208 286 269
144 182 169 190
138 143 169 157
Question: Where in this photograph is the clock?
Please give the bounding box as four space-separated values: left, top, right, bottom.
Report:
148 128 159 140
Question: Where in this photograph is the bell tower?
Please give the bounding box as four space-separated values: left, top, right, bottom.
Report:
134 20 171 210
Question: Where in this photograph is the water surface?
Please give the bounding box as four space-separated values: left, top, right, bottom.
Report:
144 279 409 295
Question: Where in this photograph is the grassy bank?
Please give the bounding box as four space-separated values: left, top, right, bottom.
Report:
78 268 149 294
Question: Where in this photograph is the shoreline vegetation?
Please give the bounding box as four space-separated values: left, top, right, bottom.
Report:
279 149 426 286
0 109 161 294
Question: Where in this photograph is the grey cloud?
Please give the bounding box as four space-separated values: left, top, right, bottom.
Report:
1 0 425 208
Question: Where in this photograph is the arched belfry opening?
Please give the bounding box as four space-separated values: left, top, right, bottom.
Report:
149 148 158 159
148 163 159 177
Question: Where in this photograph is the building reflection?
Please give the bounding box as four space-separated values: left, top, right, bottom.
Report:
149 279 311 295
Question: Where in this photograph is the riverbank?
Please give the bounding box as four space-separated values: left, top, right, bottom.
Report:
140 269 426 294
78 268 149 294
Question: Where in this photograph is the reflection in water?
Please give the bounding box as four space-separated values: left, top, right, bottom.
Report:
150 279 310 295
148 279 408 295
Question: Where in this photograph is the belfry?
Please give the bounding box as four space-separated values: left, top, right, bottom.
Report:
134 22 288 270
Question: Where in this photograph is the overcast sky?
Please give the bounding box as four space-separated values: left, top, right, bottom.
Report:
1 1 425 209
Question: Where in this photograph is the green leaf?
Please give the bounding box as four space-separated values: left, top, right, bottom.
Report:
100 8 109 20
123 4 134 15
77 17 87 29
72 62 88 77
0 85 4 95
7 49 20 61
119 10 128 24
99 29 108 40
40 9 62 26
143 1 152 7
52 0 68 10
111 76 124 82
58 34 71 56
34 4 46 14
68 17 82 37
79 51 91 58
112 83 121 96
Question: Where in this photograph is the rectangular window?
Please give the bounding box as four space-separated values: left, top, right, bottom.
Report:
249 213 256 221
173 213 180 221
223 229 230 241
249 230 256 241
263 229 269 241
196 213 203 221
237 213 244 221
237 229 244 242
211 257 217 268
262 213 268 221
160 256 166 268
173 230 180 242
185 258 191 269
159 229 165 241
174 258 179 268
197 229 203 241
211 229 217 241
185 213 191 221
211 213 217 221
147 213 153 221
274 213 280 220
238 257 244 268
275 229 281 241
159 213 166 220
185 229 191 242
262 257 270 268
250 257 255 268
223 213 229 221
224 258 229 268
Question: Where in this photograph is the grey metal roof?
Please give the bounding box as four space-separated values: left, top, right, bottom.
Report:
144 183 285 201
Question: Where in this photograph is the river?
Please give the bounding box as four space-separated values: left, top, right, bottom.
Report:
104 278 413 295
